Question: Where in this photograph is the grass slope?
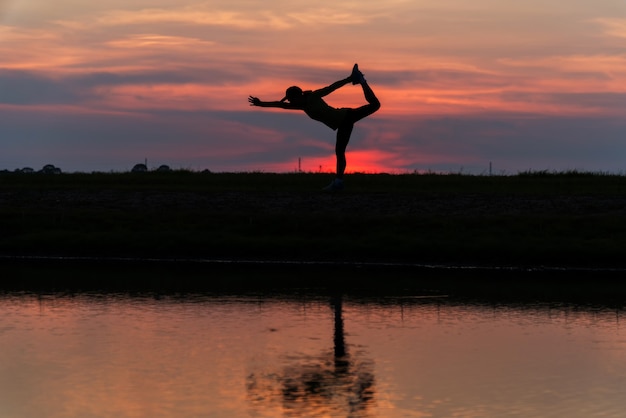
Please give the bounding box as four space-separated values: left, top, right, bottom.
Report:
2 171 625 269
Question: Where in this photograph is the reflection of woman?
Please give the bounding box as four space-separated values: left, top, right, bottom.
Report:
245 295 376 417
248 64 381 191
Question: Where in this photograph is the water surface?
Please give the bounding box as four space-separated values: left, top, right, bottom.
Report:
1 293 625 417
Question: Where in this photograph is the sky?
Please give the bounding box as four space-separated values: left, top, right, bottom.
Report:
1 0 625 174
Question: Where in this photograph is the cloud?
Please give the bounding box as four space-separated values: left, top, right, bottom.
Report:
499 92 626 115
104 34 215 49
0 69 84 105
595 17 626 38
0 68 194 106
93 8 276 29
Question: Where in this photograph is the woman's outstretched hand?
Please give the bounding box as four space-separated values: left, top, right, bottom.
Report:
248 96 261 106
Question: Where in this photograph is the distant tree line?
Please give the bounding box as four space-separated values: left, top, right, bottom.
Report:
1 163 175 174
0 164 63 174
131 163 172 173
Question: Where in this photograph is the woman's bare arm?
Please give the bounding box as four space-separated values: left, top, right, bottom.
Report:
248 96 302 109
312 77 351 97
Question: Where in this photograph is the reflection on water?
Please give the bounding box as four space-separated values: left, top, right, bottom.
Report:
247 296 375 417
1 292 626 418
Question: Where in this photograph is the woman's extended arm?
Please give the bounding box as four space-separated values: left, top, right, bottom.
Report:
312 77 351 98
248 96 301 109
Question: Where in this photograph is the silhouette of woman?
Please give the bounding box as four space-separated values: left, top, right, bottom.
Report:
248 64 381 191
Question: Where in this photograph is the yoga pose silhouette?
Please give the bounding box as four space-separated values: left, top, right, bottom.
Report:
248 64 380 190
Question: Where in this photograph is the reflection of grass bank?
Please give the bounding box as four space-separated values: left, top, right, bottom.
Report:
2 171 626 269
4 259 626 303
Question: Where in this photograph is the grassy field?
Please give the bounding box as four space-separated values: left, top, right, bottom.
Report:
2 170 626 270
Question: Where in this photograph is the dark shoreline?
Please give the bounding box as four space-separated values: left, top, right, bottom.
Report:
3 254 626 305
4 253 626 273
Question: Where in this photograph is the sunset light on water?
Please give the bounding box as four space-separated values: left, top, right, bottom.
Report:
3 292 626 418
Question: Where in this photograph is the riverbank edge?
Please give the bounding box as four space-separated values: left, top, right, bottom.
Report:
3 255 626 304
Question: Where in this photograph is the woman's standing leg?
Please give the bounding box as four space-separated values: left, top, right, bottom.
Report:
333 80 379 180
335 123 354 180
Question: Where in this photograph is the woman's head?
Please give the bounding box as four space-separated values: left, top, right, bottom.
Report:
281 86 303 102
